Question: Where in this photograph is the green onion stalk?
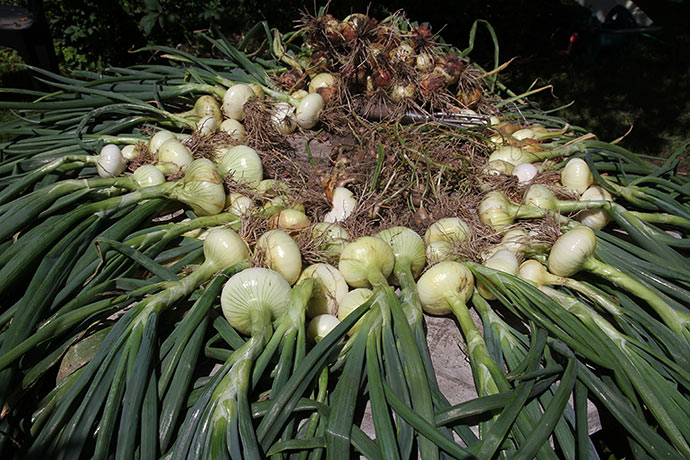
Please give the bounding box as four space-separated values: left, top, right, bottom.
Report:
169 271 312 459
0 158 226 303
470 293 582 460
0 164 167 243
467 263 684 459
538 286 690 458
545 226 690 342
518 259 690 368
477 189 610 232
376 226 464 446
27 228 249 460
337 236 440 460
0 211 244 379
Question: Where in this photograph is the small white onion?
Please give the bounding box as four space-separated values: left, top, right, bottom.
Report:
561 158 593 195
389 83 415 103
511 128 536 140
337 288 373 336
219 119 247 142
424 217 470 246
512 162 538 183
132 165 165 187
222 84 255 121
270 208 311 232
477 249 519 300
97 144 126 178
307 314 341 342
425 241 452 266
417 261 474 316
221 267 290 336
291 89 309 100
149 130 176 154
489 146 535 166
157 139 194 172
547 227 596 277
415 53 435 73
295 93 324 129
523 184 558 210
578 186 612 230
196 115 218 136
256 229 302 285
338 236 394 288
298 263 349 317
217 145 263 185
121 144 139 161
225 193 254 215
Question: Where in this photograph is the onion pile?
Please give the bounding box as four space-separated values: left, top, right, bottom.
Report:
0 8 688 460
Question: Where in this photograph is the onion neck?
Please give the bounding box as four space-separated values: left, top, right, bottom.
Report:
445 291 504 396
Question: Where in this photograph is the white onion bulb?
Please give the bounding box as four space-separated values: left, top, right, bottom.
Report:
222 84 255 121
561 158 593 195
97 144 126 178
256 229 302 285
219 119 247 142
295 93 324 129
298 263 349 317
323 187 356 223
512 162 538 183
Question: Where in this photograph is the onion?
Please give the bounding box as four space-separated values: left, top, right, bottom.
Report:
389 43 415 65
298 263 348 317
415 52 435 73
196 115 218 136
307 314 341 342
291 89 309 100
476 249 519 300
425 240 452 265
561 158 593 195
389 83 415 102
578 186 613 230
323 187 356 223
488 146 538 166
222 84 255 121
270 208 311 233
478 191 516 231
376 226 426 279
132 164 165 187
168 159 226 216
96 144 126 178
157 139 194 173
337 288 374 336
217 145 263 185
417 261 474 316
311 222 350 254
219 119 247 142
338 236 394 288
295 93 324 129
523 184 558 211
221 267 290 336
308 73 336 94
256 229 302 285
424 217 470 246
121 144 139 161
225 193 254 215
149 130 176 154
193 95 222 121
512 162 538 183
547 227 596 277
